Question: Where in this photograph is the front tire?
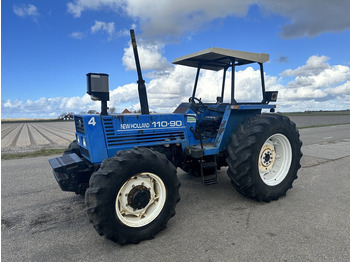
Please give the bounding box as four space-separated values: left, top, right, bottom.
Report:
226 114 302 202
85 147 181 245
64 140 81 157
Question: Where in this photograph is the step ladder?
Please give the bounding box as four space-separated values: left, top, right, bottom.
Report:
200 155 219 185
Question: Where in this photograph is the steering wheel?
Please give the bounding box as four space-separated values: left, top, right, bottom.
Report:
189 97 207 113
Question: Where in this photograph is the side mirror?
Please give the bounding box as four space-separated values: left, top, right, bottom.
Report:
86 73 109 101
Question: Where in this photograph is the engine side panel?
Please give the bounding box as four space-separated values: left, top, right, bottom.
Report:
103 114 188 159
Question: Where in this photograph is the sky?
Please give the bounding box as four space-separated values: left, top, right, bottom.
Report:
2 0 350 119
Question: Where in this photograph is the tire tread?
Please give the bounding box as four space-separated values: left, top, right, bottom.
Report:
226 113 302 202
85 147 180 245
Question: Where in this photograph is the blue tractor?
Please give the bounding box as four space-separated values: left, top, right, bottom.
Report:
49 30 302 245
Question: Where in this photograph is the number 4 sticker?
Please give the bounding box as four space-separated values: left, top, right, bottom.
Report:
88 117 96 126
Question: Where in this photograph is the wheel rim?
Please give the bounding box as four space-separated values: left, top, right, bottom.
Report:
258 133 292 186
115 172 166 228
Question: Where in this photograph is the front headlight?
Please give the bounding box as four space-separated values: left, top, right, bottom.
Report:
82 137 86 147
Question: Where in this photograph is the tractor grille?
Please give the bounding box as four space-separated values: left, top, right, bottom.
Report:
102 118 185 147
105 132 185 146
75 117 85 134
103 118 115 137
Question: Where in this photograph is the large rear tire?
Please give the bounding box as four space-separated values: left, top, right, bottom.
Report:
85 147 181 245
226 114 302 202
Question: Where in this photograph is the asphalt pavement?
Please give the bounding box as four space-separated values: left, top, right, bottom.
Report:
1 124 350 261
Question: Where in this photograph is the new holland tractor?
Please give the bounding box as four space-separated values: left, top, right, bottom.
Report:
49 30 302 245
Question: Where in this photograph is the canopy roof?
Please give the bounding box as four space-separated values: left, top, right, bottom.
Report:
173 47 269 71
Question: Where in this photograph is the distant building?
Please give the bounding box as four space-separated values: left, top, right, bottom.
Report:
122 109 131 114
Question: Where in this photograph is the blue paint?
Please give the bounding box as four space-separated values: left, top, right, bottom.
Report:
74 102 274 164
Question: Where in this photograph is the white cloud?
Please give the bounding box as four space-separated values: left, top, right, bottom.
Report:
259 0 350 38
66 0 350 39
123 0 253 38
281 56 330 77
109 83 139 110
70 32 85 39
325 81 350 95
2 55 350 118
13 4 39 18
117 65 278 112
66 0 254 38
1 96 100 119
67 0 123 18
279 87 328 101
146 66 196 111
273 55 350 111
122 42 171 71
91 20 115 39
279 56 350 98
107 66 196 113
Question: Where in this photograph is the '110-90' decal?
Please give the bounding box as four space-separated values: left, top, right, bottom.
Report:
120 120 183 130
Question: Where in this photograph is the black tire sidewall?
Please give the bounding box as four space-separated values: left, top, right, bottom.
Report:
87 148 179 242
64 140 81 156
227 114 302 202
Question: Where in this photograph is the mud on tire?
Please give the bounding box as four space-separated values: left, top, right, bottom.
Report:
85 147 181 245
226 114 302 202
